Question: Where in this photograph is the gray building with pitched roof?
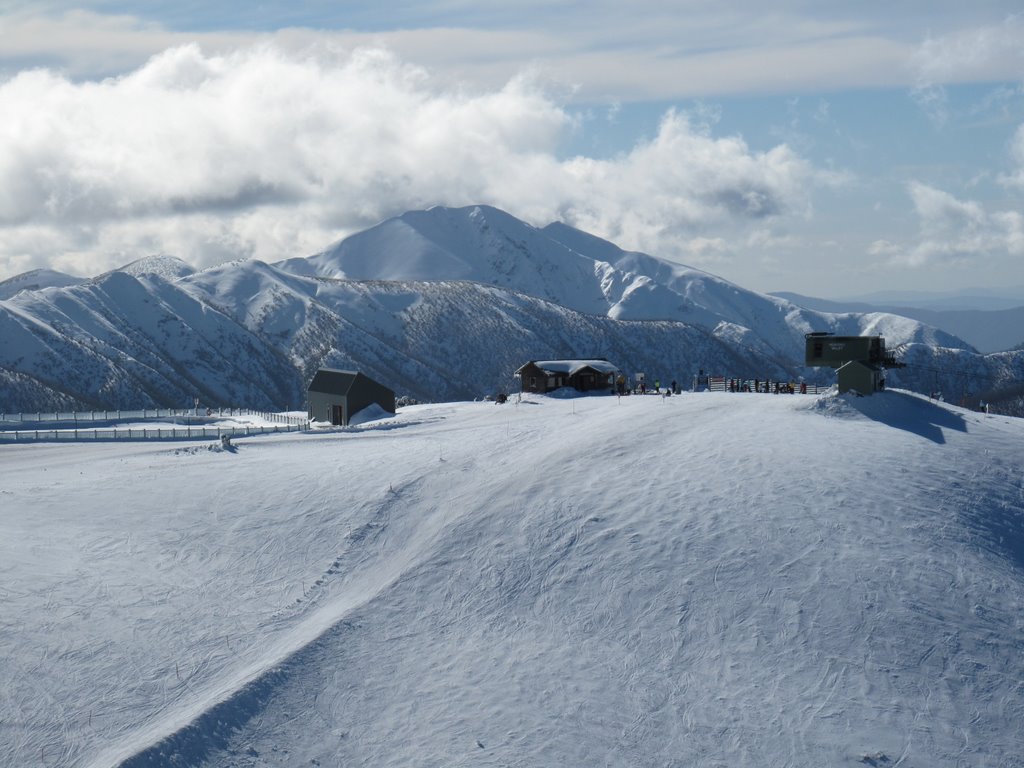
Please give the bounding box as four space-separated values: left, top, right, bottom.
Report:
307 369 396 426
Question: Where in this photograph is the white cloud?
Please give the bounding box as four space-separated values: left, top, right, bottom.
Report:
0 8 250 79
879 182 1024 267
998 124 1024 189
912 14 1024 86
546 109 826 259
911 15 1024 124
1 5 996 102
0 43 827 279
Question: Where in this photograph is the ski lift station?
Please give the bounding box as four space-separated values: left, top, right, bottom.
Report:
805 332 903 395
307 369 396 426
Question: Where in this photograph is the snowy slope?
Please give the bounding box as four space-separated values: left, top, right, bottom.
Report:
2 390 1022 767
0 269 300 411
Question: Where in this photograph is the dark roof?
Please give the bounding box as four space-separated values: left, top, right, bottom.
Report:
308 368 359 395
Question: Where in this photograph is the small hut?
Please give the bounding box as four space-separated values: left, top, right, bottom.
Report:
307 369 396 426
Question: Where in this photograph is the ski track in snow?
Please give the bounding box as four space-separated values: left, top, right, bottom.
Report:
1 391 1023 767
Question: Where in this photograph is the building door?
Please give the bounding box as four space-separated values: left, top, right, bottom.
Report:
331 404 344 425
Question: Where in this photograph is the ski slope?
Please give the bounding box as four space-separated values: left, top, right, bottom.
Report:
2 390 1023 767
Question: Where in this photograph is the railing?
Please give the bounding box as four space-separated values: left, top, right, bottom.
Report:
0 423 306 443
0 408 310 443
702 376 832 394
0 408 307 426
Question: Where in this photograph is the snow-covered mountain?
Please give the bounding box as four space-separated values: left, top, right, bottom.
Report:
0 268 297 411
0 267 85 300
278 205 968 361
1 205 1021 412
3 392 1023 766
775 291 1024 354
106 254 196 282
0 260 758 411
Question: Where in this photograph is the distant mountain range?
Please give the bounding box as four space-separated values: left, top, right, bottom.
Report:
1 205 1022 412
773 292 1024 354
802 287 1024 312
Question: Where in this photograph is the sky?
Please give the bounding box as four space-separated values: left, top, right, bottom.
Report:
1 2 1024 298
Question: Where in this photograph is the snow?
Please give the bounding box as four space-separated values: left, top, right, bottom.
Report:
0 268 85 300
528 359 620 375
347 402 393 426
2 389 1023 767
104 256 196 283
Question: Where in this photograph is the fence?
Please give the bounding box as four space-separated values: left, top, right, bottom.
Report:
0 423 306 443
0 407 307 426
0 408 310 443
701 376 832 395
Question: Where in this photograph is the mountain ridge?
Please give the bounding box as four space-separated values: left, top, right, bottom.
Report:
774 290 1024 353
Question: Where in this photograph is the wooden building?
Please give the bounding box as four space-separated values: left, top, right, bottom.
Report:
515 359 619 394
307 369 396 426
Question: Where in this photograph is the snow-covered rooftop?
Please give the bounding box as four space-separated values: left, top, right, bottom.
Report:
528 358 620 375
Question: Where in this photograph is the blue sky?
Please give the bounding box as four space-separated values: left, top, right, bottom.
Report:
1 2 1023 298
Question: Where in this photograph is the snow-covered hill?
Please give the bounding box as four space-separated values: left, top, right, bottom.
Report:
1 204 1020 412
2 391 1022 766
